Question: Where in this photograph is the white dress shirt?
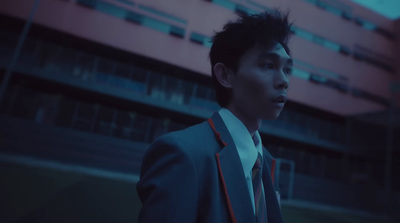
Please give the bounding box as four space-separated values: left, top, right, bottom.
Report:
218 108 264 214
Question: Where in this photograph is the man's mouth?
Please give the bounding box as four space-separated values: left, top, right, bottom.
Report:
271 96 286 103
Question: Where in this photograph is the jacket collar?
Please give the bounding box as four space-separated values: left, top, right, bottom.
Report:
209 113 256 223
218 108 261 179
210 112 283 223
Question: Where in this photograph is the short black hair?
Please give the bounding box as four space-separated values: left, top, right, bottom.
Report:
209 10 292 107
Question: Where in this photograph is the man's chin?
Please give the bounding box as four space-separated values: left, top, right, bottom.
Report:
261 112 281 121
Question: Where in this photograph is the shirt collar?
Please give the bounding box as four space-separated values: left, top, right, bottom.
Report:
218 108 263 178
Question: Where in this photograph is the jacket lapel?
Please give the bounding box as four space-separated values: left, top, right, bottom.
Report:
210 113 255 223
262 149 284 223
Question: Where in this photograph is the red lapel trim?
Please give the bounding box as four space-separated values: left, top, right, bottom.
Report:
262 143 276 186
271 158 276 185
207 118 228 147
216 153 238 223
208 118 236 222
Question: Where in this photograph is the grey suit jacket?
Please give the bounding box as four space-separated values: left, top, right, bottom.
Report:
137 112 283 223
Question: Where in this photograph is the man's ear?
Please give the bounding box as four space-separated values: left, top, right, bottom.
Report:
213 63 234 88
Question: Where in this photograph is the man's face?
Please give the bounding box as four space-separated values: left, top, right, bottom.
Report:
229 43 292 121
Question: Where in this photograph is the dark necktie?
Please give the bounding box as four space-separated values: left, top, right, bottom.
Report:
252 153 267 223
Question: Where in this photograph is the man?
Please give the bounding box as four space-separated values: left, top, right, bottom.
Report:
137 10 292 223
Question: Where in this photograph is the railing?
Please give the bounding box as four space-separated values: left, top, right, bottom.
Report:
1 114 398 215
353 44 395 73
275 158 295 200
0 31 347 146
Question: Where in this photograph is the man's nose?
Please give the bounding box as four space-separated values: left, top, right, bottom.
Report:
274 71 289 90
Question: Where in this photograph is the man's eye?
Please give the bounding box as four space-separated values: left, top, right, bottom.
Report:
262 63 274 69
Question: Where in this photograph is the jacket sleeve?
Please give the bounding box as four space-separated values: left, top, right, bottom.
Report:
136 135 199 223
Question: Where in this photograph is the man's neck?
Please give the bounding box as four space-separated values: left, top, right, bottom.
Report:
225 106 261 137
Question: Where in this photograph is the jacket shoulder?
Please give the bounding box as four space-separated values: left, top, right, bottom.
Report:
151 120 219 156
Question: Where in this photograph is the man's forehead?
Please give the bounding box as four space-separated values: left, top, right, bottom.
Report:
256 44 292 62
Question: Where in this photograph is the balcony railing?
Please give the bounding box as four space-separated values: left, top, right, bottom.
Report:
0 31 347 147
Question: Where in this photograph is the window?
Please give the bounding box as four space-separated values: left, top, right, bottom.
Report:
309 73 327 84
291 26 313 42
353 45 396 73
190 32 205 45
169 26 185 38
211 0 235 11
76 0 97 9
351 88 389 106
354 17 375 31
354 17 395 40
190 32 212 48
375 27 395 40
116 0 135 7
206 0 259 15
77 1 188 39
291 26 347 54
326 80 348 93
94 106 116 135
97 1 126 18
341 11 352 21
303 0 352 18
302 0 395 40
126 11 143 24
142 17 170 33
235 4 257 15
339 46 351 55
291 68 310 80
322 39 341 52
138 5 187 25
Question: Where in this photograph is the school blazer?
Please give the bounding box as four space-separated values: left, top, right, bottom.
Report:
136 112 283 223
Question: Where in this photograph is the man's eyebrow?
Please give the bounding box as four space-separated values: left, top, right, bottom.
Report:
258 53 293 66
